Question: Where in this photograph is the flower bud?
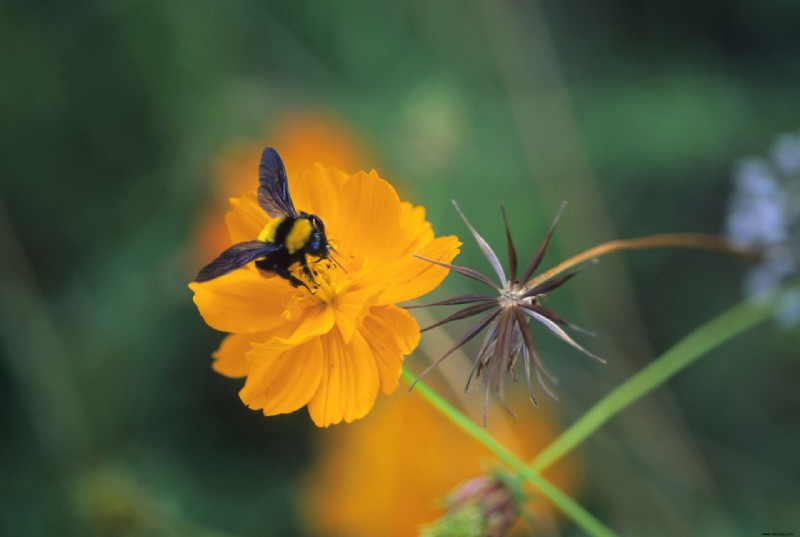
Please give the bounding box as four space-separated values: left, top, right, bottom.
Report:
422 475 520 537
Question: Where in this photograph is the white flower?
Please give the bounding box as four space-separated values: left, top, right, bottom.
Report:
726 132 800 325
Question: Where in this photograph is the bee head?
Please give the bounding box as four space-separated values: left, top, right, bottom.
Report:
306 214 330 257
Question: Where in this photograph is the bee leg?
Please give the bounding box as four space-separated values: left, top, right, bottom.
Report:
291 255 318 287
292 277 312 292
301 262 317 286
269 263 311 291
286 271 312 291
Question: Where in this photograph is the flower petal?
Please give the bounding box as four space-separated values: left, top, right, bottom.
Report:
268 300 336 346
307 329 381 427
358 305 419 394
332 170 403 261
212 332 264 377
225 191 269 244
371 201 434 264
289 163 350 235
189 269 293 333
398 202 435 248
329 284 381 344
240 338 325 416
373 235 461 305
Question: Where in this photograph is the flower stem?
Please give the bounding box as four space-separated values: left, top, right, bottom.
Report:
401 368 619 537
530 287 783 472
526 233 757 290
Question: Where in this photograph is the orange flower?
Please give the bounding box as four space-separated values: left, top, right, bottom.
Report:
195 111 368 261
300 387 581 536
189 159 460 427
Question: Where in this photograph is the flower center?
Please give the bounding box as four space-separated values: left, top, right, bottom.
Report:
290 258 339 303
294 253 364 304
499 281 530 309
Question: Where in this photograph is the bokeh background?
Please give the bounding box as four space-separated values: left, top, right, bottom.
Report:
2 1 799 536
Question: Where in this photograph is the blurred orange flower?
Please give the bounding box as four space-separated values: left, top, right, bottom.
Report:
300 385 581 535
195 111 370 260
190 160 460 426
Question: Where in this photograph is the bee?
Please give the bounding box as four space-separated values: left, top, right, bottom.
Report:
194 147 333 290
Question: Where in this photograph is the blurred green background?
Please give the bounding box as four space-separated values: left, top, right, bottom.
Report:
2 1 799 536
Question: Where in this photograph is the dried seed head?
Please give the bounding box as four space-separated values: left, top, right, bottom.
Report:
410 201 602 424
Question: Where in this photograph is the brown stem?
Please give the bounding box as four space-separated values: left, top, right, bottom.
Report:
526 233 760 290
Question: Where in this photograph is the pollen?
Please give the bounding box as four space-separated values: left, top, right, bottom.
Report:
294 258 343 304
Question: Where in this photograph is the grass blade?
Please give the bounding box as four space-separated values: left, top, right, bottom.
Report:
531 287 785 472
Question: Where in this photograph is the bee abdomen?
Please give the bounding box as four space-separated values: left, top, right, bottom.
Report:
257 215 287 243
257 215 314 255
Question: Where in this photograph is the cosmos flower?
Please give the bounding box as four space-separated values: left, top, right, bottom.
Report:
190 159 460 427
410 202 603 424
726 132 800 325
300 384 581 537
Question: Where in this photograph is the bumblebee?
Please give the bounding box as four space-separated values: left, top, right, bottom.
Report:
194 147 332 290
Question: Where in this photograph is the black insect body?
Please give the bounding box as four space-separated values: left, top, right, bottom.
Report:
194 148 332 290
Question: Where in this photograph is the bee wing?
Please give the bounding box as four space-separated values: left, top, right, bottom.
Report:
257 147 297 218
194 241 282 282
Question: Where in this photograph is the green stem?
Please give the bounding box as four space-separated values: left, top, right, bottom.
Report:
401 369 619 537
531 288 783 473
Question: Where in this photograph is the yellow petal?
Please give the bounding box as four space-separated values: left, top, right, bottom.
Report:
289 163 350 235
307 329 380 427
371 235 461 305
397 202 435 252
259 301 336 347
225 191 268 244
331 170 403 261
189 269 293 333
357 305 419 394
240 338 324 416
329 284 381 344
363 201 435 271
212 333 264 378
